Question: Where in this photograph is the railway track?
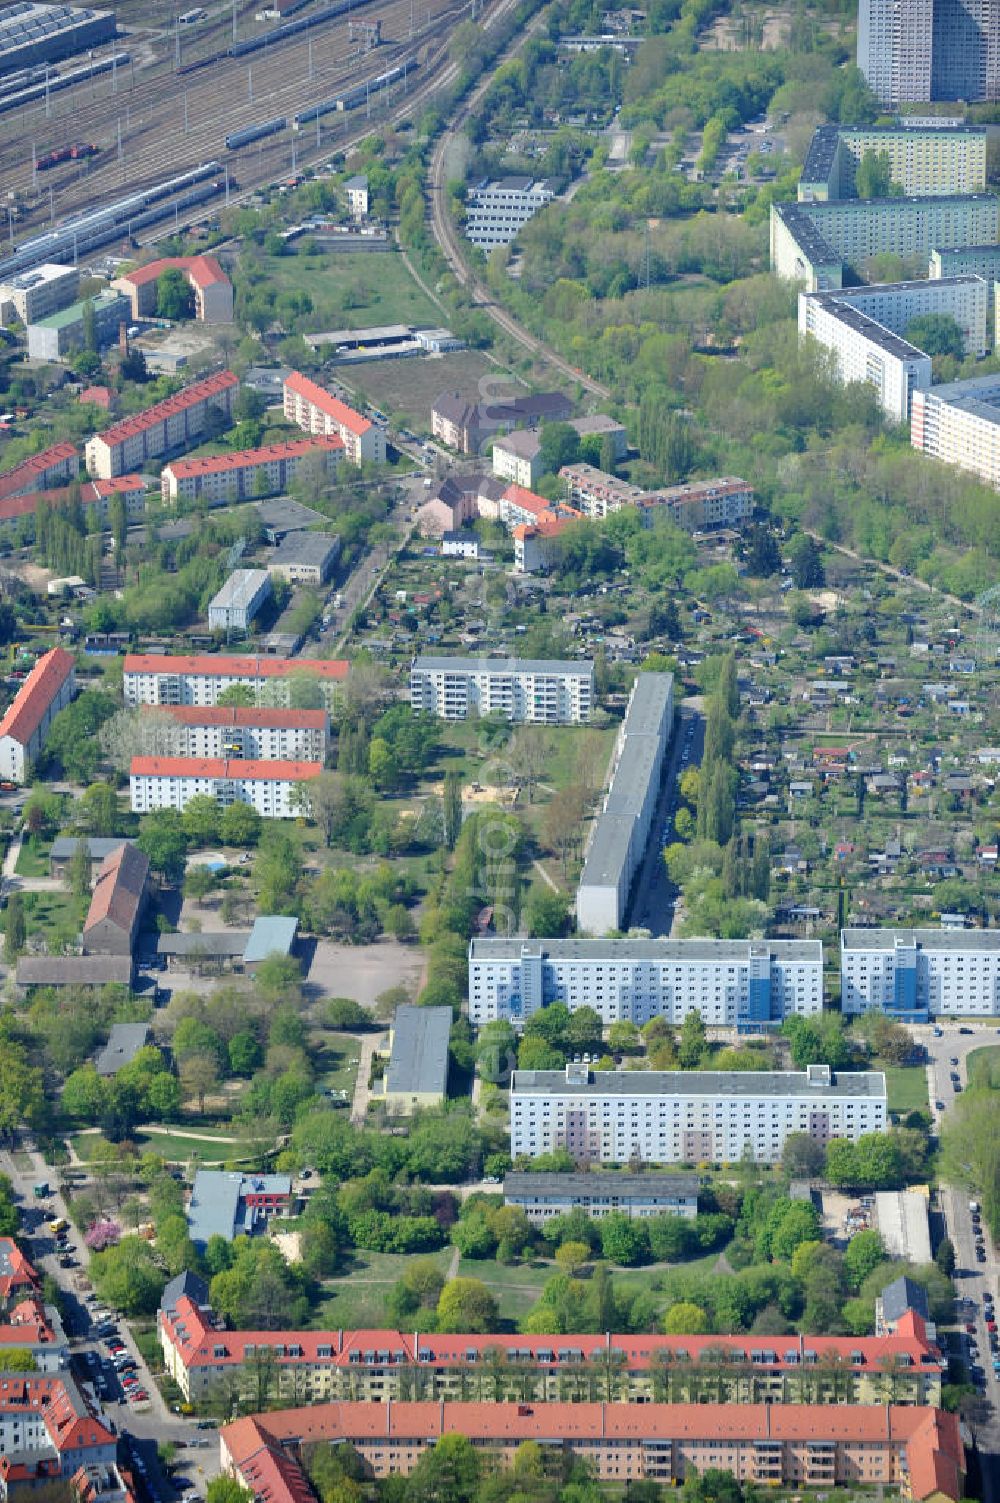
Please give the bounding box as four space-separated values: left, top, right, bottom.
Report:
0 0 460 235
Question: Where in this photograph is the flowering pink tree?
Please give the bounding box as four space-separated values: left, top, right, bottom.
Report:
85 1219 122 1251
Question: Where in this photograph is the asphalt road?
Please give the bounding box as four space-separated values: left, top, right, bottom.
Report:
923 1025 1000 1498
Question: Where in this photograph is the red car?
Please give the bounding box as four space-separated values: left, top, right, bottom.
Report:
987 1320 997 1332
966 1323 977 1334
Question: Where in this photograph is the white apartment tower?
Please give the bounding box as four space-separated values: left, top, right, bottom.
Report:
841 927 1000 1018
409 656 594 724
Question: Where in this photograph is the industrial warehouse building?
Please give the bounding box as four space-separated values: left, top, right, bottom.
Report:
410 655 594 723
380 1005 452 1113
468 936 823 1029
0 3 116 77
509 1061 887 1165
841 927 1000 1018
576 672 673 935
503 1171 700 1222
265 530 340 585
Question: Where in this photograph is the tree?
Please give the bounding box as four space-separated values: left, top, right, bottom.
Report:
664 1301 709 1334
855 147 893 198
89 1235 165 1314
136 810 188 883
182 795 221 847
405 1433 480 1503
905 313 965 360
220 800 262 847
80 781 120 838
788 533 825 589
554 1240 591 1275
524 887 570 937
184 865 217 906
538 421 580 475
600 1212 649 1266
678 1009 708 1068
62 1065 110 1120
844 1228 886 1290
443 771 463 849
4 893 25 962
743 524 781 577
435 1277 499 1333
781 1131 826 1179
179 1051 219 1113
206 1478 251 1503
66 838 92 899
935 1236 956 1276
156 268 195 321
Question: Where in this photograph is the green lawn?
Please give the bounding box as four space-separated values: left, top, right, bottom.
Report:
883 1066 930 1116
313 1031 363 1099
15 836 51 878
260 248 440 333
70 1126 237 1164
966 1045 1000 1088
22 889 88 948
457 1257 552 1325
314 1248 453 1328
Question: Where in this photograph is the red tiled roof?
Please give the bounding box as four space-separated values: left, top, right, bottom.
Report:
284 370 372 437
91 371 237 448
502 483 553 519
0 475 146 524
78 386 112 409
158 705 327 730
0 1374 114 1453
162 437 342 480
0 648 74 749
0 1238 40 1302
131 756 323 781
83 842 149 938
124 652 348 681
0 441 78 502
163 1299 941 1377
223 1401 964 1503
0 1294 58 1346
119 255 230 290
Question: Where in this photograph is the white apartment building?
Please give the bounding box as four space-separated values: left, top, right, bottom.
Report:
771 194 1000 292
911 373 1000 488
85 371 238 478
930 244 1000 283
577 672 673 934
841 927 1000 1018
409 656 594 724
464 177 560 248
130 756 322 818
799 124 987 202
468 937 823 1030
0 263 79 325
510 1062 888 1165
154 705 330 762
806 275 988 358
798 290 932 423
282 371 385 464
160 437 342 505
643 476 755 532
492 430 543 488
0 647 76 784
560 464 647 518
207 569 273 633
123 653 349 709
503 1171 700 1223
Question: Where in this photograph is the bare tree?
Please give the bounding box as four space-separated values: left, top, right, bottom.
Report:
507 727 552 803
98 707 181 775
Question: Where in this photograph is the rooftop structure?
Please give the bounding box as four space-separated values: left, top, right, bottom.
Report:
94 1023 152 1076
577 672 673 935
382 1005 451 1111
186 1170 292 1248
242 915 298 967
219 1401 963 1502
0 646 76 785
0 4 116 77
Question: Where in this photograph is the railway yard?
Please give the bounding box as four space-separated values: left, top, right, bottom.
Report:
0 0 474 245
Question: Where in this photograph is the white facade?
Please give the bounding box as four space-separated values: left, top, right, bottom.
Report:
123 654 347 710
159 709 330 763
0 263 79 325
577 672 673 935
469 937 823 1030
207 569 273 633
510 1062 888 1166
857 0 934 104
464 177 559 248
808 275 988 357
798 290 932 423
841 927 1000 1017
0 649 76 784
492 432 543 488
911 373 1000 488
410 656 594 723
130 758 321 818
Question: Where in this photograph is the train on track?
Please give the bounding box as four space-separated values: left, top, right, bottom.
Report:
36 143 99 172
225 117 287 150
291 57 416 126
0 51 130 119
176 0 377 76
0 162 224 282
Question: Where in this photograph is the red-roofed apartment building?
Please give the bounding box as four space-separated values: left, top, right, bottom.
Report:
220 1402 964 1503
0 442 78 503
113 256 233 324
0 1293 69 1370
85 371 238 478
154 704 330 762
130 756 323 819
0 1374 117 1493
160 1297 945 1407
282 371 386 465
123 653 348 710
0 475 146 533
0 1239 40 1312
161 436 342 505
0 647 76 783
82 843 150 959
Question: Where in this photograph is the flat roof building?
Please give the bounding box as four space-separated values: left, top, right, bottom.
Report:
266 530 340 585
0 262 79 325
876 1189 933 1264
510 1061 887 1165
504 1170 700 1222
469 936 823 1030
0 3 116 77
381 1005 451 1113
798 288 934 423
410 656 594 724
186 1170 292 1249
841 926 1000 1018
207 569 273 634
27 291 129 363
577 672 672 935
799 123 987 201
464 177 561 248
911 372 1000 488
